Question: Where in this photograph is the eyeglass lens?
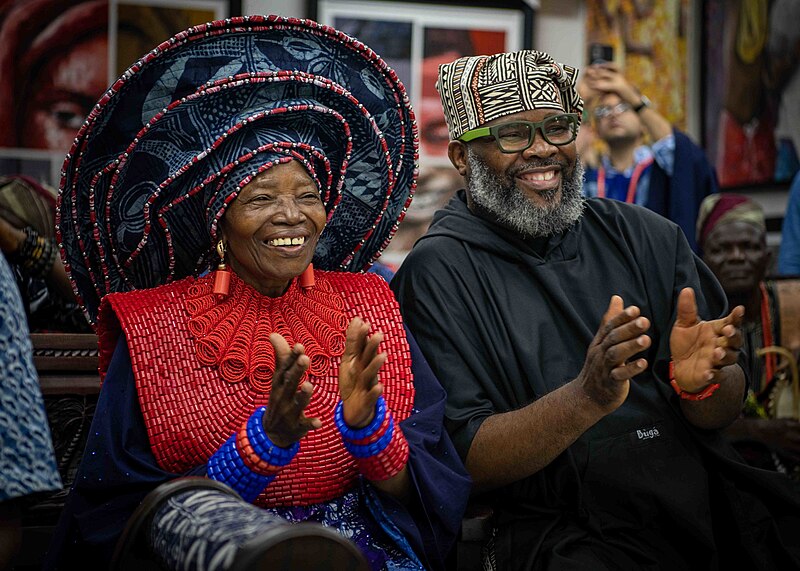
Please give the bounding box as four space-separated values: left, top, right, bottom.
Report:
594 102 631 118
495 115 577 152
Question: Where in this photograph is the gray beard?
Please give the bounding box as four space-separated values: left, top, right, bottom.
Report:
466 148 585 239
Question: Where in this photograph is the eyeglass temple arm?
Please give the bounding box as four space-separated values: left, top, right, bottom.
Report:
458 127 492 142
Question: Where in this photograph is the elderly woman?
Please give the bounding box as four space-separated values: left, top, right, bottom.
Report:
44 17 470 571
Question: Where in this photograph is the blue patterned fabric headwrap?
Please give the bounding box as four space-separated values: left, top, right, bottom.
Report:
58 16 418 324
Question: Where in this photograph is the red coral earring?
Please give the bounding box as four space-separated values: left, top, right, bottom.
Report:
299 263 315 290
213 240 231 298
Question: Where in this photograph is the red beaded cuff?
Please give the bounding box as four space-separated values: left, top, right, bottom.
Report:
335 398 409 481
354 424 409 481
237 424 283 476
669 361 721 401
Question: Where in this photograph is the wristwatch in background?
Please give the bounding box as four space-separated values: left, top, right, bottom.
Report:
633 95 651 113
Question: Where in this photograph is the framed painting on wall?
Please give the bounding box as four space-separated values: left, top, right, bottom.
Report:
584 0 691 132
703 0 800 189
310 0 535 166
0 0 232 189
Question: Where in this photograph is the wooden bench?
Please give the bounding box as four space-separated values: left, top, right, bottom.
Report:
31 333 101 395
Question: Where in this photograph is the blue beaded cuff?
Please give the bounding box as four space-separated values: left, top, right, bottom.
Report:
333 396 386 440
207 407 300 503
334 396 395 458
248 406 299 466
208 434 275 503
343 417 395 458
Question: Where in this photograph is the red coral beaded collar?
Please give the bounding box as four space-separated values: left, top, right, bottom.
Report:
185 271 348 392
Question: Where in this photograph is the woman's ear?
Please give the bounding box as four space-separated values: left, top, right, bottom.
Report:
217 216 227 244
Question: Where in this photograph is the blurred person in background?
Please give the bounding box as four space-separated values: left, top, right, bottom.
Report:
580 63 717 252
779 171 800 275
0 175 90 332
0 252 62 569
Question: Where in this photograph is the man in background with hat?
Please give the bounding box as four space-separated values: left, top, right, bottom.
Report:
697 193 800 480
391 49 800 569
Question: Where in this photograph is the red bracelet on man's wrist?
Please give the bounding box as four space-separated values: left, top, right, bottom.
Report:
669 361 721 401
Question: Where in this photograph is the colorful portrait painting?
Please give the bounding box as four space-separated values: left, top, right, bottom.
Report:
704 0 800 188
0 0 222 186
319 0 527 164
584 0 690 130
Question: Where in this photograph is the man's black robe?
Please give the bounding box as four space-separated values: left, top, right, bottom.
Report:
391 193 800 570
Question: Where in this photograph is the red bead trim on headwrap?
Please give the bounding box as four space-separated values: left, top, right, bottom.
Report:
95 270 415 507
185 271 347 391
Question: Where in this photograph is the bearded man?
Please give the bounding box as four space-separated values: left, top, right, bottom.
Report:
391 50 800 570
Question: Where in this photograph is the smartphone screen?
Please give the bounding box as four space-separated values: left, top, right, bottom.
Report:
588 43 614 65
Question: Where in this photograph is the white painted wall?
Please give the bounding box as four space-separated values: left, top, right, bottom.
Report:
244 0 301 17
534 0 585 69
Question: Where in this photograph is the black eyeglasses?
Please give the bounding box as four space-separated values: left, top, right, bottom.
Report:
458 113 580 153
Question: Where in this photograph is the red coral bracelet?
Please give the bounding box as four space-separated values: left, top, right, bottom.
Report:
669 361 721 401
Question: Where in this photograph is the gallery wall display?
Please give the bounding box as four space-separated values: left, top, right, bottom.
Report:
0 0 230 190
310 0 534 165
703 0 799 189
310 1 535 267
583 0 691 132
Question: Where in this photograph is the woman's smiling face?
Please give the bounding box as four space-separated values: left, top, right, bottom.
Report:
220 160 326 297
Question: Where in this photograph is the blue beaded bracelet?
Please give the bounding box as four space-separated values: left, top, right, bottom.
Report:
247 406 299 466
334 396 387 441
208 434 275 503
342 417 395 459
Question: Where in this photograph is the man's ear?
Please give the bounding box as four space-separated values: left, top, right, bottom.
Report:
448 140 469 176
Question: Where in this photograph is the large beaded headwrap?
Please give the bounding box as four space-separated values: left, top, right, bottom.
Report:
436 50 583 141
57 16 418 324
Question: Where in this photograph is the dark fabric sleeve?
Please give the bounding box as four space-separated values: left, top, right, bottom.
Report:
391 240 501 463
373 325 472 571
648 128 718 253
43 336 205 570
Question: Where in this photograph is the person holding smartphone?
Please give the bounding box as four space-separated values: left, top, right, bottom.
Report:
579 62 717 252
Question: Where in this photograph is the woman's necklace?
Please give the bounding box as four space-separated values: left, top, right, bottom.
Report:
185 272 347 392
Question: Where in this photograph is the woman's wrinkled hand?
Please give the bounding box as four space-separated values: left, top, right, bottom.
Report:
577 295 652 413
263 333 321 447
670 287 744 393
338 317 387 428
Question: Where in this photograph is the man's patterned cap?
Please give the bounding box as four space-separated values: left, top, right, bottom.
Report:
436 50 583 141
